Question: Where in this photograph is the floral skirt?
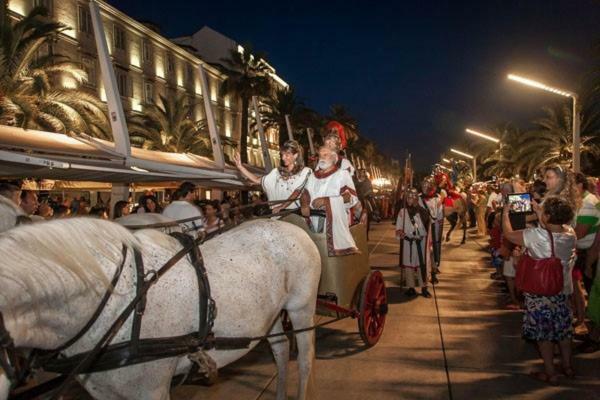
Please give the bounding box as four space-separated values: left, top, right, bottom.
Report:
522 293 572 342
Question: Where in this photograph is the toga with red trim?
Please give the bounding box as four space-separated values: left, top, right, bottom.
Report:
306 165 359 256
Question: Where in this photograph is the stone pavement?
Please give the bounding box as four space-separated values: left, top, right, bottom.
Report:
173 221 600 400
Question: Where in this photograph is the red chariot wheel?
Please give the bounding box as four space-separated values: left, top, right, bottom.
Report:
358 270 388 347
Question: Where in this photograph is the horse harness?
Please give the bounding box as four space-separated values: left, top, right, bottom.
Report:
0 232 216 394
0 205 310 397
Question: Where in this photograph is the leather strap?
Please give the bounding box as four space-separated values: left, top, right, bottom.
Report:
545 229 556 257
131 249 147 355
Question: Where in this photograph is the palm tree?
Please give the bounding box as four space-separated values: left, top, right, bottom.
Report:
219 44 272 164
260 86 313 146
0 5 109 137
128 94 211 156
517 103 600 176
480 125 524 178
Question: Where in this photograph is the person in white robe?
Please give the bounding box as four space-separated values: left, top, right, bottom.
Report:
304 146 359 256
162 181 204 238
396 188 432 298
235 140 312 212
419 177 444 276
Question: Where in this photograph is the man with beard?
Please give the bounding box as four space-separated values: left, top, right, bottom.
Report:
419 177 444 279
323 131 355 177
396 188 432 298
303 146 359 256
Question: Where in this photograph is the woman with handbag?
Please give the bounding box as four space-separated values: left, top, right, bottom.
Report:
502 196 577 385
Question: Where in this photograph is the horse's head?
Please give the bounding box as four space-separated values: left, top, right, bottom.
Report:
0 196 25 233
115 213 182 234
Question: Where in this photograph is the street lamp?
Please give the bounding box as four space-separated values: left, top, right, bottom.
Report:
450 148 477 181
465 128 500 143
507 73 580 172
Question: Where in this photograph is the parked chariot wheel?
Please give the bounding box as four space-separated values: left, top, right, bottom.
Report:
358 270 388 347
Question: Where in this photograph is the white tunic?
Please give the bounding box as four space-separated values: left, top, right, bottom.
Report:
339 157 355 177
162 200 204 237
261 167 312 209
306 167 358 256
419 194 443 241
396 209 428 267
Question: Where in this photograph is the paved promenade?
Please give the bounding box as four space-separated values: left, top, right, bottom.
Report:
174 221 599 400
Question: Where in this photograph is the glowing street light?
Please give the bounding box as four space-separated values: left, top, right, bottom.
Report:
442 158 451 163
465 128 500 143
507 74 574 97
450 148 477 181
450 148 474 159
507 73 580 172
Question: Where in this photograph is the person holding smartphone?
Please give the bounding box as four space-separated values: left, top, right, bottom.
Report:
503 196 577 384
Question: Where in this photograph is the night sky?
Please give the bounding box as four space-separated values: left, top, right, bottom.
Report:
110 0 600 169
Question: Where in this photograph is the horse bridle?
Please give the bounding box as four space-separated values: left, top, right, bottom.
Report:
15 215 32 226
0 245 129 393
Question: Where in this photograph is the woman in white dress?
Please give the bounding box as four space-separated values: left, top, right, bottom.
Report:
234 140 312 213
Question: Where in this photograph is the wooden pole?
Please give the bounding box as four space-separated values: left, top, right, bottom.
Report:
306 128 316 156
285 114 294 141
89 0 130 158
199 65 225 169
251 96 273 171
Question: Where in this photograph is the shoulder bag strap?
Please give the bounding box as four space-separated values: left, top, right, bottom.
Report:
545 229 556 257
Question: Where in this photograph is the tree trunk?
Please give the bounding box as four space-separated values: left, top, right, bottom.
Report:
240 96 249 164
239 96 249 204
279 123 288 147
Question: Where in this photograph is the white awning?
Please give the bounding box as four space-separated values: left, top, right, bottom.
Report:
0 125 247 185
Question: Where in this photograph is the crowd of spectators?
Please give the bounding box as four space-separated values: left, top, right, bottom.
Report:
465 167 600 385
0 180 271 235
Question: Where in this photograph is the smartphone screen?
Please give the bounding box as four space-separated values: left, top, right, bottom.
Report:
507 193 533 214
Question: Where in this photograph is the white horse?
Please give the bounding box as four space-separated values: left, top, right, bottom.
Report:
0 214 321 399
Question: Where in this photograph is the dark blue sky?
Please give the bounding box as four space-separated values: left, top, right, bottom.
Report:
110 0 600 169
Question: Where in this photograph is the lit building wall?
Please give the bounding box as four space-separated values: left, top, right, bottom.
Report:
8 0 242 161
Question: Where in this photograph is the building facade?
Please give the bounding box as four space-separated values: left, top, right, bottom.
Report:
173 26 288 168
7 0 282 167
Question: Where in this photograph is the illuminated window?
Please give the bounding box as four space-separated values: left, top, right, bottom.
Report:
78 5 92 34
167 54 174 73
186 64 194 85
116 70 129 97
144 81 153 104
113 25 125 51
81 57 96 87
142 39 151 62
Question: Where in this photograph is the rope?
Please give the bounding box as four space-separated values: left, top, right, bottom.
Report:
431 245 454 400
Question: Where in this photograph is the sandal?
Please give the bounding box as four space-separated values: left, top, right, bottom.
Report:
529 371 559 386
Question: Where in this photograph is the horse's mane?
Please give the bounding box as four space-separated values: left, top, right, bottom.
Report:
0 218 140 308
0 196 25 233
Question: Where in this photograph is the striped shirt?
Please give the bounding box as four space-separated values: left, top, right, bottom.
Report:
575 192 600 249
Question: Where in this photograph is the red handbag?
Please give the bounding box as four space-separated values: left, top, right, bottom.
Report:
515 229 564 296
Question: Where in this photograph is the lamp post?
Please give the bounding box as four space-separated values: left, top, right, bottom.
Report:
465 128 500 143
450 148 476 181
507 73 580 172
